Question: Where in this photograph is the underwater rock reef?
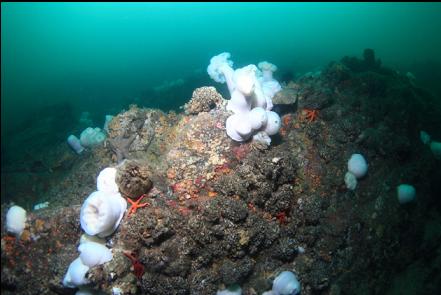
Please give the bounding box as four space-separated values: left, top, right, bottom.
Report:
2 50 441 295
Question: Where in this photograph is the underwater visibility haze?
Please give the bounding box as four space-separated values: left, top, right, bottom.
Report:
1 2 441 295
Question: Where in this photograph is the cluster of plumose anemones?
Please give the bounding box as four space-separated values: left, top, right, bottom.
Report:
208 52 283 145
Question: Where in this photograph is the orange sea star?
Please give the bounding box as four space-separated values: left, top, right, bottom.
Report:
127 194 150 217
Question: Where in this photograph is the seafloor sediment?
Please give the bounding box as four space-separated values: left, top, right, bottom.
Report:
2 52 441 295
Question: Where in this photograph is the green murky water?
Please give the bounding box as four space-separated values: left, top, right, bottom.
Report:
2 3 441 136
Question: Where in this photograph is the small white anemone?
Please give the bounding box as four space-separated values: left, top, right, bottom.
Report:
6 205 27 237
78 241 113 267
347 154 368 179
97 167 119 194
344 171 357 190
419 130 431 145
430 141 441 159
63 257 90 288
272 271 301 295
216 285 242 295
397 184 416 204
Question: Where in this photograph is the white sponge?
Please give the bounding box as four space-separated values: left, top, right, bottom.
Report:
80 127 106 148
67 135 85 154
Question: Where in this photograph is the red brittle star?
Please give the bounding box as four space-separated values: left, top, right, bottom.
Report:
303 109 319 122
276 211 288 225
123 251 145 279
126 194 150 217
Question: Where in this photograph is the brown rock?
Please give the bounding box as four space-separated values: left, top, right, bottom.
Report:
116 160 153 198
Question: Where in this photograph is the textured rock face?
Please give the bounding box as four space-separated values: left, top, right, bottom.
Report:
272 87 298 106
184 86 224 115
3 50 441 295
107 106 162 163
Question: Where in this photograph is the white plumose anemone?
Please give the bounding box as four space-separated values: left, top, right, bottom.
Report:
430 141 441 159
253 131 272 146
207 52 235 93
80 191 127 238
264 111 282 136
258 61 278 82
6 205 27 237
397 184 416 204
227 89 251 114
252 78 270 110
96 167 119 193
272 271 301 295
248 107 268 130
234 65 257 96
226 113 253 142
344 171 358 190
63 257 90 288
262 80 282 102
208 53 283 144
78 241 113 267
347 154 368 179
